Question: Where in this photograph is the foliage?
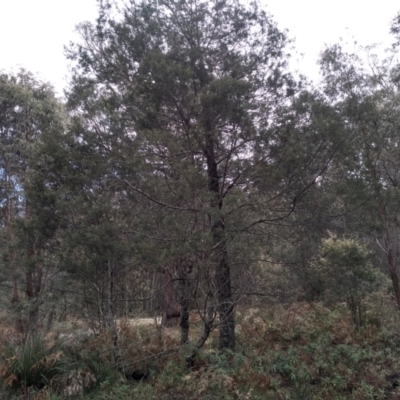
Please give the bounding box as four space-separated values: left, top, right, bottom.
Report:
0 333 63 396
59 301 400 399
318 40 400 310
0 70 66 335
314 235 383 327
0 300 399 399
4 1 400 399
60 0 346 351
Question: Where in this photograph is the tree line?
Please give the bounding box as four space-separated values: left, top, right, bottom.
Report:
1 0 400 360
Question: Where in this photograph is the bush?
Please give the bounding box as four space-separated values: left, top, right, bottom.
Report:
315 235 383 328
0 333 63 395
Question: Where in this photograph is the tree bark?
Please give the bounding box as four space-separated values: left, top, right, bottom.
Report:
7 195 24 334
377 201 400 310
107 261 121 367
25 244 43 333
214 224 235 351
178 263 189 344
162 268 180 327
204 128 235 351
384 230 400 309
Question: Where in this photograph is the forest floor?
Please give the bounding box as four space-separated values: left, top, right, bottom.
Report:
2 296 400 399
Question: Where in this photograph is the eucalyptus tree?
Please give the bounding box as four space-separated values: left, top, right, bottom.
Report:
65 0 341 351
28 108 151 364
319 42 400 308
0 70 65 332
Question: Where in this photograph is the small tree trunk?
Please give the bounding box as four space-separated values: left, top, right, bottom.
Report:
214 228 235 351
11 275 24 334
378 204 400 310
385 232 400 309
6 195 23 334
145 271 163 313
107 261 120 367
180 296 189 344
178 265 189 344
96 285 105 331
187 315 214 367
162 268 180 327
25 247 43 333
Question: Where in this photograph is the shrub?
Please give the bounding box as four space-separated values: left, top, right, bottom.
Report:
0 333 62 395
315 235 383 328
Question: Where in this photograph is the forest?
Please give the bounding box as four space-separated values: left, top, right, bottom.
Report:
2 0 400 399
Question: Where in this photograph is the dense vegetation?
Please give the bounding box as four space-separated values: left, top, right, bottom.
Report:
1 0 400 398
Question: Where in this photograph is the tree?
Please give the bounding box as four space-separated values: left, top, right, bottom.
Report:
315 235 382 328
0 70 65 334
319 41 400 309
64 0 342 351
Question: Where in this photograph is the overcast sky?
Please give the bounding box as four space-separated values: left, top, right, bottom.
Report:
0 0 398 96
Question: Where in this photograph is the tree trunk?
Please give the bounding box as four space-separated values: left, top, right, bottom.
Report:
204 129 235 351
11 276 24 334
162 268 180 327
178 264 189 344
145 271 163 314
107 261 121 367
377 200 400 310
384 230 400 309
24 244 43 334
214 226 235 351
6 193 23 333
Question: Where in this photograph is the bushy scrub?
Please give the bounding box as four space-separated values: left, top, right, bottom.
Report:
0 333 63 396
315 235 383 328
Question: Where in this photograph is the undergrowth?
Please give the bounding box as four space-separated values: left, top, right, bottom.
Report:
2 297 400 399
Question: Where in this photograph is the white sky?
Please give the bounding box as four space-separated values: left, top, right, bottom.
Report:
0 0 399 96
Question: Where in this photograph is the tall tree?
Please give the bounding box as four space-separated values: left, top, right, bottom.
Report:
65 0 340 351
319 42 400 308
0 70 65 333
